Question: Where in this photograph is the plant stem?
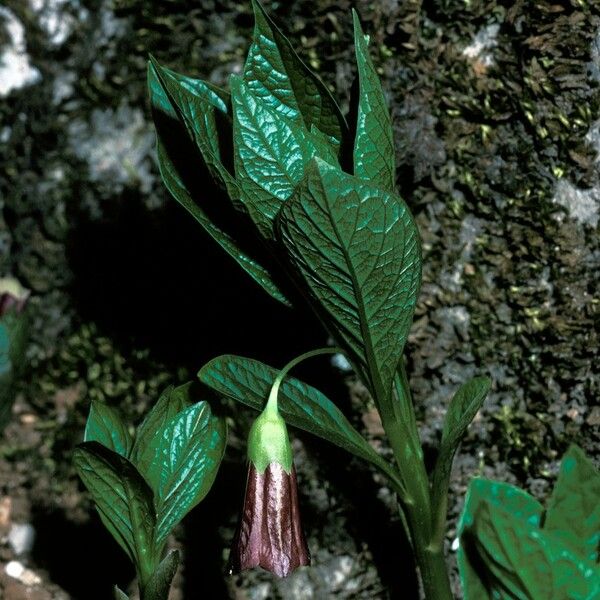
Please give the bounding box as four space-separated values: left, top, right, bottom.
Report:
266 346 344 411
412 536 454 600
381 377 454 599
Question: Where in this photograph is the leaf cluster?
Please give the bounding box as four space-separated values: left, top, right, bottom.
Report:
458 445 600 599
74 383 226 599
149 0 424 416
150 2 494 596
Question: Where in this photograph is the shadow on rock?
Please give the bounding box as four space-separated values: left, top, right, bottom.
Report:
31 508 134 599
65 191 325 373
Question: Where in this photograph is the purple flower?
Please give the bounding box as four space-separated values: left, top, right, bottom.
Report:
230 462 309 577
229 398 310 577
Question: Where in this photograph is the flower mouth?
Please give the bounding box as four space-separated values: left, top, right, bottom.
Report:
229 461 310 578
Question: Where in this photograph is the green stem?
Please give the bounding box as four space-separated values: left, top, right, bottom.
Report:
411 535 454 600
377 368 453 600
266 346 344 412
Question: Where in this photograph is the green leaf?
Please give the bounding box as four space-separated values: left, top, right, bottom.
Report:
131 383 191 467
244 0 346 144
464 500 600 600
2 310 29 369
148 61 290 306
231 75 319 239
84 401 133 458
277 158 421 409
0 311 29 426
352 10 396 192
544 444 600 563
459 478 544 533
113 586 129 600
458 479 543 600
142 550 180 600
441 377 491 448
148 57 237 200
73 442 156 577
457 546 492 600
0 321 17 429
0 323 11 380
431 377 491 523
198 355 400 486
141 402 226 547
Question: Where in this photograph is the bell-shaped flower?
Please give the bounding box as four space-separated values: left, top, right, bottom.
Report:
229 398 309 577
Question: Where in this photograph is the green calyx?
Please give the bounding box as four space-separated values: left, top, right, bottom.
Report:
246 347 344 473
247 402 293 473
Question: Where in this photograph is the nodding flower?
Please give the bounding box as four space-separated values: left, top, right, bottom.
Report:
228 372 310 577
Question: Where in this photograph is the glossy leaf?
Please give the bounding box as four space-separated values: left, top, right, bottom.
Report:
73 442 156 573
231 75 318 239
464 501 599 599
458 475 600 599
84 400 133 458
148 403 226 546
352 11 396 192
142 550 180 600
148 62 290 306
148 57 237 199
458 479 543 600
277 158 421 408
244 0 346 144
544 444 600 563
198 355 400 485
131 383 192 467
459 478 544 533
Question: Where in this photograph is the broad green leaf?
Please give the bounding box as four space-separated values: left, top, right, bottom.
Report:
244 0 346 144
147 403 226 546
148 62 290 306
197 355 400 487
142 550 180 600
459 478 544 531
277 158 421 408
352 11 396 192
465 501 600 600
113 586 129 600
544 444 600 563
458 479 542 600
457 544 492 600
310 125 340 167
131 382 192 469
74 442 156 574
231 75 319 239
84 401 133 458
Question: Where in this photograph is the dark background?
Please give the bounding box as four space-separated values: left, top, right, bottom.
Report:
0 0 598 597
